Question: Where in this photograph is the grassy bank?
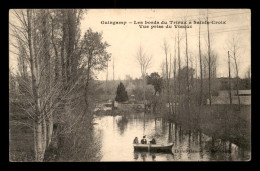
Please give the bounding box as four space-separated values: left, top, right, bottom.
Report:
9 101 101 162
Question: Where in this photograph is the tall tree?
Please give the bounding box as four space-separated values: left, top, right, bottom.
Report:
226 33 242 110
163 40 172 115
177 29 181 117
185 21 190 109
81 28 110 109
173 36 177 116
207 10 212 106
177 67 195 95
228 51 232 107
136 45 152 105
9 9 89 161
231 35 241 110
198 17 203 106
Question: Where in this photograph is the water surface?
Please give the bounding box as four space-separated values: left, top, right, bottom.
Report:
93 113 250 161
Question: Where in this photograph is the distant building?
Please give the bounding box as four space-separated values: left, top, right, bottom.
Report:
210 90 251 105
129 94 135 104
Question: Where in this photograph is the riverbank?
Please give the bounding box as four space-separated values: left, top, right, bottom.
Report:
9 101 100 161
163 104 251 151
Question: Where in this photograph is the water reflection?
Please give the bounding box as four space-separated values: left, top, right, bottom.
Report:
116 115 128 135
133 151 174 161
134 152 139 160
93 113 250 161
152 154 156 161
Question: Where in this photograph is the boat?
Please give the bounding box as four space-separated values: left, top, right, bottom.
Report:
133 143 174 152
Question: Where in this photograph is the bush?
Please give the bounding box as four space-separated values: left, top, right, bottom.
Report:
115 82 128 102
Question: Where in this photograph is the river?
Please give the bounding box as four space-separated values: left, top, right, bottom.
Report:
92 112 250 161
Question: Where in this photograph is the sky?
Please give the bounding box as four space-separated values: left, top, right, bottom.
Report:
81 9 251 80
9 9 251 80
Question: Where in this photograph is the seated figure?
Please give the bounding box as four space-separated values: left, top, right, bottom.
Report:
150 138 156 144
141 136 147 144
133 137 139 144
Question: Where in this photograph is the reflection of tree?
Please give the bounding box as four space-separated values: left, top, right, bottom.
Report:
152 154 156 161
134 152 157 161
168 122 173 143
116 115 128 135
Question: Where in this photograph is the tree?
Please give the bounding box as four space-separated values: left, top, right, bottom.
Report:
9 9 61 161
177 66 195 95
115 82 129 102
184 19 190 110
173 36 177 116
245 65 251 89
198 15 203 106
202 50 218 104
227 33 242 110
228 51 232 107
136 45 152 104
146 72 163 95
177 28 182 117
81 28 111 109
162 40 172 115
207 10 212 106
9 9 107 162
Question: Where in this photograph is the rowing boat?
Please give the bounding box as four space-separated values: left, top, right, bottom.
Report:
133 143 173 152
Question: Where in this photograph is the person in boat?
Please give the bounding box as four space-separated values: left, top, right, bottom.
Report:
141 136 147 144
133 137 139 144
149 138 156 144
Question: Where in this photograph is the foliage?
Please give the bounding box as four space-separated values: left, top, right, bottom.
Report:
81 28 110 71
176 66 195 93
146 72 163 95
9 9 110 162
115 82 128 102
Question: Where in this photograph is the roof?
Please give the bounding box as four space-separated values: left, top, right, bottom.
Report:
218 90 251 95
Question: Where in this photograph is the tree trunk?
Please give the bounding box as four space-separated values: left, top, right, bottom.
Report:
27 9 45 162
207 12 212 106
46 112 53 147
33 121 38 161
169 54 173 115
185 26 190 109
41 10 51 158
51 16 60 82
177 29 181 118
174 42 177 118
42 117 47 156
185 24 191 127
228 51 232 107
85 57 92 110
36 120 44 161
61 12 66 86
165 43 171 115
143 73 146 106
67 10 77 84
234 50 240 110
199 21 203 106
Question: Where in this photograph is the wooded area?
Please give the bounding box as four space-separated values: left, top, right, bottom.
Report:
9 9 110 161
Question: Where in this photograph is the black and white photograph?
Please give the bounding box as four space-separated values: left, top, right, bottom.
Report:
9 9 251 162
